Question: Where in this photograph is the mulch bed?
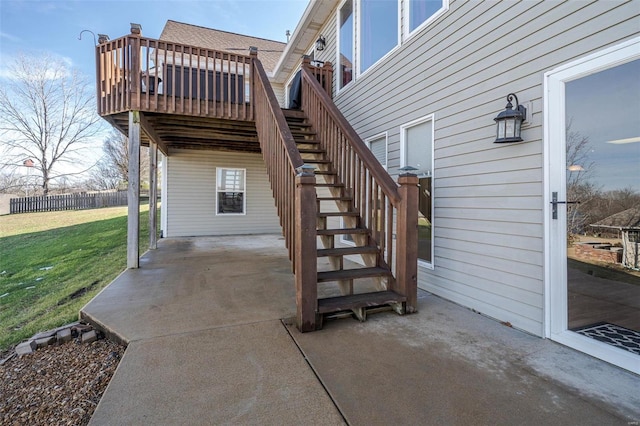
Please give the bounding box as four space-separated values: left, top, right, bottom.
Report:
0 338 124 425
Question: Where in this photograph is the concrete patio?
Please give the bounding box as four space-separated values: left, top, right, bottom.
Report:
81 235 640 425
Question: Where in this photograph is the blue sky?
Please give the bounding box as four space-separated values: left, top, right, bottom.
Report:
0 0 308 174
0 0 308 79
565 59 640 192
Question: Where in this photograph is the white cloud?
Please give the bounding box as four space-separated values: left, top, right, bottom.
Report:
606 137 640 144
0 31 21 43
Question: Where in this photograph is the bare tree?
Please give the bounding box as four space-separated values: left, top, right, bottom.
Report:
565 120 599 236
0 54 102 195
0 167 24 194
86 129 149 190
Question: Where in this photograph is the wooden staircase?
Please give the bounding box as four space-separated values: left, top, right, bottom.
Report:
282 109 407 326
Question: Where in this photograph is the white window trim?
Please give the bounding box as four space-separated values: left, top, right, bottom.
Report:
403 0 449 42
400 114 435 270
543 37 640 375
336 0 356 94
215 167 247 216
365 131 388 170
355 0 402 78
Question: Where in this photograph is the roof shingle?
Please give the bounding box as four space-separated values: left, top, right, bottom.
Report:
159 20 286 73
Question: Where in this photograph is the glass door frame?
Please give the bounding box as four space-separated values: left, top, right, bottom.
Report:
543 37 640 374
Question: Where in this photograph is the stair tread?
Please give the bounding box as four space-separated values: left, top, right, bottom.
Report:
314 170 336 175
315 183 344 188
282 109 306 118
304 159 331 164
318 211 358 217
294 139 321 144
317 228 368 236
317 196 353 201
317 246 378 257
299 148 326 154
317 267 391 282
317 290 405 314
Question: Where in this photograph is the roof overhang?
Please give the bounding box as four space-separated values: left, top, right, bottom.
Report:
270 0 337 83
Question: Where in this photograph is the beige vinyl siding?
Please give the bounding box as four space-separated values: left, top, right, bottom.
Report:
272 82 286 107
165 149 280 237
326 0 639 336
280 8 339 107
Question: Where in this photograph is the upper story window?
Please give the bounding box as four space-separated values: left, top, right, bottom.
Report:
406 0 448 38
338 0 354 90
335 0 448 90
360 0 399 73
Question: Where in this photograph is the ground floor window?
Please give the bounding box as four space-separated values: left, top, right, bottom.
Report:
401 115 434 267
216 167 246 215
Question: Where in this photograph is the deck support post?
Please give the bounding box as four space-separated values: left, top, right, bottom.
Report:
295 169 318 332
149 141 158 250
395 173 419 313
127 110 141 269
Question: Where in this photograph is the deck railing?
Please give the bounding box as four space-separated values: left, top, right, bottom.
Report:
300 58 419 312
96 34 253 120
251 52 318 330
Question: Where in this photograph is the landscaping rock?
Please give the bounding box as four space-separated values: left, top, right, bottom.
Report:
56 328 72 345
35 336 56 349
81 330 97 344
15 341 37 356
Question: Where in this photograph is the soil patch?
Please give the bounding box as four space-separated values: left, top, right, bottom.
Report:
0 337 124 425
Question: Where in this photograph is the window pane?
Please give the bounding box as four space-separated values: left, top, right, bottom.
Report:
360 0 398 72
409 0 443 32
418 177 432 264
405 120 432 175
405 119 433 264
218 169 244 191
369 136 387 167
218 192 244 214
339 0 353 88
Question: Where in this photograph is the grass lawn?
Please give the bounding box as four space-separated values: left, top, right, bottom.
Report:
0 205 158 352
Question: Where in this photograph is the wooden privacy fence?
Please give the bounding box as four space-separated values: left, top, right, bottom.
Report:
10 191 128 214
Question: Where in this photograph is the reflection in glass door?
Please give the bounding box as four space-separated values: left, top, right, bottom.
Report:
564 59 640 356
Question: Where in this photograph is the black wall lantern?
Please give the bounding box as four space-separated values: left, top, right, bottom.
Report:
315 35 326 52
494 93 527 143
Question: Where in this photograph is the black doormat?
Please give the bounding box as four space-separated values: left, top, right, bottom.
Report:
572 322 640 356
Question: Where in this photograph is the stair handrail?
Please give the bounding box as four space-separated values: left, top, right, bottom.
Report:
251 51 304 171
299 60 400 206
252 52 319 331
300 59 419 316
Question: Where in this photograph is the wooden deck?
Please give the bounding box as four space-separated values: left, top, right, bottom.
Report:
97 33 259 154
96 30 419 333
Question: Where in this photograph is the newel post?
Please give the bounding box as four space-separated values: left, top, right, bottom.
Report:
395 172 419 313
322 61 333 98
249 46 257 121
295 165 318 332
129 24 142 110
